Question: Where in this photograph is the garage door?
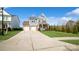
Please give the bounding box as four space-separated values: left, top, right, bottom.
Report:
31 27 37 31
23 27 29 31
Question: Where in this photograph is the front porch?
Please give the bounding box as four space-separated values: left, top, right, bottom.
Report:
38 24 49 31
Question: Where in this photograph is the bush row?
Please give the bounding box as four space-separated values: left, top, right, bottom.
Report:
48 20 79 34
7 27 23 31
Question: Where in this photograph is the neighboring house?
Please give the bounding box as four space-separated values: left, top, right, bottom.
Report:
23 13 49 31
10 15 20 28
0 9 20 30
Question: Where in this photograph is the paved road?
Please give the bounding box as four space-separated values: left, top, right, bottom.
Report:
0 31 79 51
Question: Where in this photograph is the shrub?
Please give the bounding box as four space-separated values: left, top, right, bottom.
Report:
8 27 12 31
76 20 79 32
12 28 23 31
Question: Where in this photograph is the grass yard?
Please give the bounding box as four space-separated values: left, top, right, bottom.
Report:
61 40 79 45
0 31 21 41
41 31 79 37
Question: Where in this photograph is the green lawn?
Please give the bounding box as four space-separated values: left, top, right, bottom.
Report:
0 31 21 41
61 40 79 45
41 31 79 37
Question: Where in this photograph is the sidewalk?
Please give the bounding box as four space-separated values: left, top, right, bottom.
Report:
50 37 79 40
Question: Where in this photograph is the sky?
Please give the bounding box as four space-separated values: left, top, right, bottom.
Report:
5 7 79 27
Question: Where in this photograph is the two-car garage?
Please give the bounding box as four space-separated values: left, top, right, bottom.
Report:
30 27 37 31
23 20 38 31
23 21 37 31
23 26 37 31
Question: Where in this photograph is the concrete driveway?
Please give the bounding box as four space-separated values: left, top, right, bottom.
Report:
0 31 79 51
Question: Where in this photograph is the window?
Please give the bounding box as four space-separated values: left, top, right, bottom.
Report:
32 20 35 23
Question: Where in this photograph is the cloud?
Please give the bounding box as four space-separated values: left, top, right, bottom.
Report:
47 16 72 25
47 17 58 25
47 8 79 25
61 17 72 21
67 8 79 15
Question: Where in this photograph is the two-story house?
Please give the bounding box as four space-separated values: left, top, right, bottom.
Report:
0 9 20 30
23 13 49 31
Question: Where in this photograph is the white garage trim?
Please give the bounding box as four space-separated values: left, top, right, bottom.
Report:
30 27 37 31
23 27 29 31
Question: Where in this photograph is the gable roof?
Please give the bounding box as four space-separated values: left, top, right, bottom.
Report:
0 9 11 16
38 13 47 20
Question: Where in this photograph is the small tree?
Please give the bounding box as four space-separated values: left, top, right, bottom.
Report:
72 24 78 34
53 25 57 31
76 20 79 32
62 25 65 32
49 26 52 31
66 20 75 33
66 24 71 33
